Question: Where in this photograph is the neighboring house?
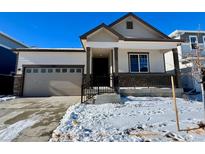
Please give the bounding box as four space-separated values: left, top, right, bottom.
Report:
0 32 28 95
13 13 182 97
168 30 205 92
0 32 28 75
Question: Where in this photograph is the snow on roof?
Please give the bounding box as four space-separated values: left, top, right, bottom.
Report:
0 31 28 48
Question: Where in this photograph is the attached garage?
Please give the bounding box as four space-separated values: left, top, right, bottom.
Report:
23 65 83 97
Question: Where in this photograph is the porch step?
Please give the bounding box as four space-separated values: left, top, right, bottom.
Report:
94 93 121 104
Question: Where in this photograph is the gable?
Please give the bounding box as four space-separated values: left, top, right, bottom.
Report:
110 14 169 39
87 28 119 42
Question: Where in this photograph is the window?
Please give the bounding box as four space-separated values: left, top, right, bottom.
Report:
129 54 149 73
126 21 133 29
26 68 32 73
189 36 198 49
33 68 38 73
76 68 82 73
62 68 67 73
41 68 46 73
70 68 75 73
55 68 61 73
130 55 139 72
48 68 53 73
139 55 149 72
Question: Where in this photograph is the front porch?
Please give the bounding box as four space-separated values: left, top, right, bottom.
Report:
81 32 183 103
85 46 180 87
81 72 182 103
81 46 182 103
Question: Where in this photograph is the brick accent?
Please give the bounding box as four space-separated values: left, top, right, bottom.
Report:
118 73 175 87
13 74 23 96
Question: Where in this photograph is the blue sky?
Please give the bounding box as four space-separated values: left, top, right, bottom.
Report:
0 12 205 48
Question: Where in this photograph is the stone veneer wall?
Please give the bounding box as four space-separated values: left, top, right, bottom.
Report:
14 73 178 97
13 74 23 96
118 73 178 88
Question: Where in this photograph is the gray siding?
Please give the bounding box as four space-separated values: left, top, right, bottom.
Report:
180 32 205 43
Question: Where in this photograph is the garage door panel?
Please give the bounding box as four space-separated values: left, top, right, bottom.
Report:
23 67 82 96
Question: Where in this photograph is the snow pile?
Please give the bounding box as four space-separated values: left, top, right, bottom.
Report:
50 97 205 142
0 116 39 141
0 95 15 103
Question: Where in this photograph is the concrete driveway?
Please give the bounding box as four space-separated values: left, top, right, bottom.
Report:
0 96 80 142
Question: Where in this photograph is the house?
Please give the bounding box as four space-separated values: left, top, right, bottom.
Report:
168 30 205 92
0 32 28 75
13 13 182 97
0 32 28 94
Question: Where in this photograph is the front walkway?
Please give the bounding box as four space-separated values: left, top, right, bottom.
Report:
0 96 80 142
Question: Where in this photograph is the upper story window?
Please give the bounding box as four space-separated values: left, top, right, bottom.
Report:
189 35 198 49
129 53 149 73
126 21 133 29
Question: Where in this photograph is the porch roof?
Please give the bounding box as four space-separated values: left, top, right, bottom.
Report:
86 40 182 50
123 38 183 42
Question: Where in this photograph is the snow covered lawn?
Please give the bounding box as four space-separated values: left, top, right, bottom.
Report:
50 96 205 142
0 95 15 103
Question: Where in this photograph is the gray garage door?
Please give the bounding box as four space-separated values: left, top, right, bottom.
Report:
23 66 83 97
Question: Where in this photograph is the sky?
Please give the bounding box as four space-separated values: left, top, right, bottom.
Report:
0 12 205 48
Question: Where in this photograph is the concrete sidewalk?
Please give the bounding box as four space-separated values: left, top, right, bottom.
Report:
0 96 80 142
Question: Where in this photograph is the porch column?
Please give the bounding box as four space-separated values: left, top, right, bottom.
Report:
114 47 119 75
172 48 181 88
86 47 91 80
113 47 119 93
111 49 114 74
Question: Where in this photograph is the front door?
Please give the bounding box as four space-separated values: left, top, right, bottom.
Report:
92 58 109 86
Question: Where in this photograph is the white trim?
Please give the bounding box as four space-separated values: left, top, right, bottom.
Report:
86 41 178 50
203 36 205 47
129 53 149 73
189 35 198 49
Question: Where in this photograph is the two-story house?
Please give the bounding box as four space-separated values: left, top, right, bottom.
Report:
0 32 28 75
168 30 205 93
0 32 28 94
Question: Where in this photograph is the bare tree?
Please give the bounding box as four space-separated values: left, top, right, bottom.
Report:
185 25 205 121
